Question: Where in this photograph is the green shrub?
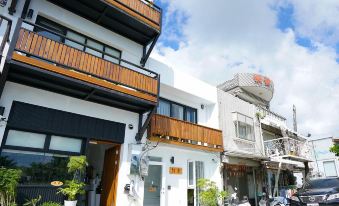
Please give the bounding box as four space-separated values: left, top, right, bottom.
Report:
67 156 87 174
0 168 22 206
57 180 85 201
41 201 62 206
23 195 41 206
197 178 228 206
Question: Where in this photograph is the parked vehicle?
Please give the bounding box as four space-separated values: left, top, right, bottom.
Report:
290 177 339 205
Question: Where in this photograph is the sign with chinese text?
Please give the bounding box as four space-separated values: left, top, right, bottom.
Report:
169 167 182 175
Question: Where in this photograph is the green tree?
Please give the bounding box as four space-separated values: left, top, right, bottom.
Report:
197 178 228 206
330 143 339 156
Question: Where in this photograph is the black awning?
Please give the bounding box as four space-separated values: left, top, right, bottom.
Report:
7 101 126 143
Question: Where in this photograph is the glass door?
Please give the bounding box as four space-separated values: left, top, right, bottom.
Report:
143 164 164 206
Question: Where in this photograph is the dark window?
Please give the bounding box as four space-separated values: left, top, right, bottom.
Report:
186 107 197 123
171 103 184 120
35 16 121 64
0 149 72 185
157 99 170 116
157 98 197 123
0 129 84 184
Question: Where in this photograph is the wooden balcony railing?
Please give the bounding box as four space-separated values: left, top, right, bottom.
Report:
105 0 161 31
10 20 159 103
148 114 223 152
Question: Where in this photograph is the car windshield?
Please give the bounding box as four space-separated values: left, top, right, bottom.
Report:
303 178 339 189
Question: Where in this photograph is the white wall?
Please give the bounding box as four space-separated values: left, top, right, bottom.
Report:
218 89 264 157
148 144 222 206
310 137 339 177
0 82 141 205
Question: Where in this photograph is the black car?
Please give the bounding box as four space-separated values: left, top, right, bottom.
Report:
290 177 339 206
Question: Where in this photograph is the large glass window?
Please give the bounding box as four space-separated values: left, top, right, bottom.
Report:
35 16 121 64
5 130 46 149
157 98 197 123
233 113 254 141
0 129 84 185
0 149 71 184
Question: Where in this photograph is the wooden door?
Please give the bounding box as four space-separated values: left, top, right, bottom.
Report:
101 145 121 206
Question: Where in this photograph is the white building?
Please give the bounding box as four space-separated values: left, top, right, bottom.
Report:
218 73 313 204
309 137 339 178
0 1 223 206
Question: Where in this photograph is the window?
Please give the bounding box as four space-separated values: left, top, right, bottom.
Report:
0 129 84 185
157 99 170 116
233 112 254 141
35 16 121 64
157 98 197 123
5 130 45 149
323 161 338 177
0 149 72 184
171 103 184 120
49 136 82 153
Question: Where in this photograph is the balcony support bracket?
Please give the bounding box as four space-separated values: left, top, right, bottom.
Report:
140 34 160 66
135 107 157 143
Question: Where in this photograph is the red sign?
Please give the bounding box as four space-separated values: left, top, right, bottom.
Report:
253 74 271 87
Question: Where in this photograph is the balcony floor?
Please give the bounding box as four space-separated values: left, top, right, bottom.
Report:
48 0 160 45
6 58 157 113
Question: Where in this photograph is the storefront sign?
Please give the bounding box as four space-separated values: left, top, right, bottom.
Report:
51 181 63 186
169 167 182 175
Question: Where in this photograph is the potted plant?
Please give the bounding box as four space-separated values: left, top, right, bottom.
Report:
0 167 22 206
57 156 87 206
57 180 85 206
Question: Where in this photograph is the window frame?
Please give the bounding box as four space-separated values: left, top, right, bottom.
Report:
0 128 85 156
157 97 198 124
233 112 255 142
34 16 122 64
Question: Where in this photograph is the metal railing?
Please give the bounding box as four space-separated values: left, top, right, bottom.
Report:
257 106 286 123
0 15 12 65
9 19 160 98
264 137 312 160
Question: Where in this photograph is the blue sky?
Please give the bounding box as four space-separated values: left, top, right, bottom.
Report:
156 0 338 62
151 1 339 137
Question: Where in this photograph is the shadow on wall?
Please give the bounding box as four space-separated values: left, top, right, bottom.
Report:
146 58 175 87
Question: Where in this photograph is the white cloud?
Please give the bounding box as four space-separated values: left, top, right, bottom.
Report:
152 0 339 137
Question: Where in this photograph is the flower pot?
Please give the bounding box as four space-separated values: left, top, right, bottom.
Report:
64 200 77 206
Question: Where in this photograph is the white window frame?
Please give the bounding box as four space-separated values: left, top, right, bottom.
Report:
232 112 255 141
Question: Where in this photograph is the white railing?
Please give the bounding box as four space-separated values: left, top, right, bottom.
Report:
257 106 286 126
264 137 312 160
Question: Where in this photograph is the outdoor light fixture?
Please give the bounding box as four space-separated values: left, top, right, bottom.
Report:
201 104 204 109
128 124 133 129
170 156 174 164
27 9 34 19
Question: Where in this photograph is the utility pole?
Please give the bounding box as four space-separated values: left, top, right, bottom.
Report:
293 104 297 132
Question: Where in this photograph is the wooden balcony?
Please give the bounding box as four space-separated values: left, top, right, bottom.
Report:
148 114 223 152
5 20 159 112
49 0 162 45
105 0 161 30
